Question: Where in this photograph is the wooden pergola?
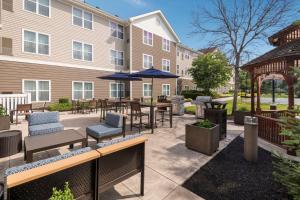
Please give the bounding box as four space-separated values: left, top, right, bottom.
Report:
242 23 300 146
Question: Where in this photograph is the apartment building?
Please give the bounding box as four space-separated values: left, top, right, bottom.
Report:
176 44 200 93
0 0 183 103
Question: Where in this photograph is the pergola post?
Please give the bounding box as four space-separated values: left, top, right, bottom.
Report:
250 74 255 115
256 76 261 113
288 83 294 110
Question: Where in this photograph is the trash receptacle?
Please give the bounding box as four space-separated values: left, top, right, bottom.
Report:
244 116 258 162
171 96 184 115
204 101 227 140
192 96 212 118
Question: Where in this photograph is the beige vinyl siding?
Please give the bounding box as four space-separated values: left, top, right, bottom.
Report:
0 0 127 71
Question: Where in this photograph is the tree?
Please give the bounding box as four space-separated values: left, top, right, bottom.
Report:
239 71 250 96
189 52 231 95
192 0 292 113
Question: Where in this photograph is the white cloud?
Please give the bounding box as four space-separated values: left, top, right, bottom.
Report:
124 0 147 6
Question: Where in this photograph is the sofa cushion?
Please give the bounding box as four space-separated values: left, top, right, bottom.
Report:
105 113 123 128
97 133 143 148
5 147 92 177
28 112 60 126
28 122 64 136
86 124 122 139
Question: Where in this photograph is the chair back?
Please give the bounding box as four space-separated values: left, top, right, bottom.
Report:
157 95 167 103
97 99 102 107
28 111 60 126
130 102 141 113
105 112 123 128
89 99 97 107
16 104 32 113
133 98 141 102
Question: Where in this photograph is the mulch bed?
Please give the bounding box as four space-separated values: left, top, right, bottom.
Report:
182 137 291 200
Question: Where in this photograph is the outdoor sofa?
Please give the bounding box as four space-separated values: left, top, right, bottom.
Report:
86 112 126 143
28 112 64 136
1 134 146 200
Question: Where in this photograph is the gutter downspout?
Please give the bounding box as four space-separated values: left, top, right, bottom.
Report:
129 22 133 100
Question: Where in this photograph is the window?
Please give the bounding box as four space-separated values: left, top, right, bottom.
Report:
162 59 170 72
162 84 170 96
73 41 93 61
24 0 50 17
72 81 94 100
176 65 180 75
185 51 190 59
143 54 153 69
184 85 189 91
110 83 125 98
110 21 124 39
23 30 49 55
23 80 51 102
162 38 170 52
73 7 93 30
143 83 152 97
177 51 180 56
143 30 153 46
110 50 124 66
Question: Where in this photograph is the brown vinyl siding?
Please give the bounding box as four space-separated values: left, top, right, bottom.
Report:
0 60 126 102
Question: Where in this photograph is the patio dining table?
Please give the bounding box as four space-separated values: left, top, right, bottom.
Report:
108 99 132 113
140 102 173 134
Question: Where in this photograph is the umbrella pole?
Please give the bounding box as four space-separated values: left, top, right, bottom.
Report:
151 77 154 105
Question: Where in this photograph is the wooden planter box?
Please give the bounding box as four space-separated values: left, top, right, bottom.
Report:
185 123 219 155
0 116 10 131
234 111 251 125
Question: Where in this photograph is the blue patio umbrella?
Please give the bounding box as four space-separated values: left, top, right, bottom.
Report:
98 72 142 103
129 67 179 104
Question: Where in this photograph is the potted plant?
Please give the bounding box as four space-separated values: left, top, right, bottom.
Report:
185 119 219 155
50 182 74 200
0 106 10 131
234 106 251 125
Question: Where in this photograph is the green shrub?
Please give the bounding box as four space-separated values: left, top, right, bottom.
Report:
48 103 72 112
50 182 74 200
194 119 215 129
238 106 249 112
184 106 196 114
0 106 6 117
184 98 192 102
181 90 206 100
59 97 69 104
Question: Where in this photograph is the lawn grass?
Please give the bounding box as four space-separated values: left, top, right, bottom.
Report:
185 99 288 115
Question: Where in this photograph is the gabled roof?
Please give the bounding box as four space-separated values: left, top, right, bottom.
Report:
129 10 180 43
177 43 201 54
198 47 218 54
243 39 300 68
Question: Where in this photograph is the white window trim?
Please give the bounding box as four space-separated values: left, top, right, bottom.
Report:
23 0 51 18
162 59 170 72
143 30 153 46
143 83 152 98
143 54 153 69
109 82 125 98
110 49 124 67
22 79 51 102
72 40 94 62
162 38 170 52
109 21 124 40
72 6 94 31
22 29 51 56
162 84 170 96
72 81 94 100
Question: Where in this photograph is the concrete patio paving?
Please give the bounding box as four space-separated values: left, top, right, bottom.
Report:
0 112 245 200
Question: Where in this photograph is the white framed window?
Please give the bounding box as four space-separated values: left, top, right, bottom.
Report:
72 41 93 61
109 21 124 39
143 30 153 46
176 65 180 75
110 50 124 66
110 82 125 98
185 51 190 59
72 7 93 30
162 59 170 72
143 83 152 97
143 54 153 69
184 85 189 90
22 80 51 102
23 29 50 55
162 84 170 96
72 81 94 100
24 0 50 17
162 38 170 52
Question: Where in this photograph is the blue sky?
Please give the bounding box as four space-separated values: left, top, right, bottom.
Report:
86 0 299 59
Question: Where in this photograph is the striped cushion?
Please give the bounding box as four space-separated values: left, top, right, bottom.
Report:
28 112 60 126
97 133 143 148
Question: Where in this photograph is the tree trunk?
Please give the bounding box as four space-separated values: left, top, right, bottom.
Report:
232 57 240 114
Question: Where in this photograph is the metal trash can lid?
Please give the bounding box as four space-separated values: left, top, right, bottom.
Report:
244 116 258 125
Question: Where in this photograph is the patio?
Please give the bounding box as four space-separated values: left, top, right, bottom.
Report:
0 111 287 200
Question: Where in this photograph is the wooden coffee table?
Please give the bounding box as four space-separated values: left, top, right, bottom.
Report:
24 129 87 163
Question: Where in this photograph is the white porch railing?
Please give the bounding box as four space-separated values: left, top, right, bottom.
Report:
0 93 31 115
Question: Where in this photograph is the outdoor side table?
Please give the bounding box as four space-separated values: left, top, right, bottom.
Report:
0 130 22 158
